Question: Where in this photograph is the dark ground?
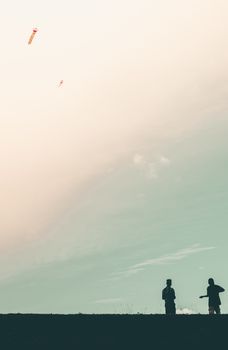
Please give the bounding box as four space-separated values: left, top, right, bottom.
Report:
0 314 227 349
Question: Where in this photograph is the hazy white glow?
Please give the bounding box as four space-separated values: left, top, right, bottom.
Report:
1 0 228 250
176 308 197 315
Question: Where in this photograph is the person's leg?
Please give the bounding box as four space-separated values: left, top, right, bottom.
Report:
209 306 215 314
172 303 176 315
165 303 173 315
166 303 175 315
214 306 221 314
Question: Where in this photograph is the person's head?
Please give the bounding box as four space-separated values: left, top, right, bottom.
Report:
208 278 214 286
166 279 172 287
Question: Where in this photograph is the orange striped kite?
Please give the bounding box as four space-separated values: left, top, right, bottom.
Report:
58 80 64 87
28 28 38 45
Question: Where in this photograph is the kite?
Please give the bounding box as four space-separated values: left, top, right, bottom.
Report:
28 28 38 45
58 80 64 87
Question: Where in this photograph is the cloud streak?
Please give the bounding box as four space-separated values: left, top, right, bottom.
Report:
132 245 215 268
113 244 215 278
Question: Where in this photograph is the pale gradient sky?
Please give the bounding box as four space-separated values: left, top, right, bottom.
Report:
0 0 228 313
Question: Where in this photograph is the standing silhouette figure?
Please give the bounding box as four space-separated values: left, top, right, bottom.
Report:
199 278 225 314
162 279 176 315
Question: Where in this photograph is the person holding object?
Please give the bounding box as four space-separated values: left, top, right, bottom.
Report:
199 278 225 314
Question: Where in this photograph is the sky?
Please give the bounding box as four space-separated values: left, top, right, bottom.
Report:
0 0 228 313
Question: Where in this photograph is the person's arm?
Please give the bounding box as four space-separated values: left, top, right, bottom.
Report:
217 286 225 293
200 286 209 298
162 289 165 300
173 289 176 300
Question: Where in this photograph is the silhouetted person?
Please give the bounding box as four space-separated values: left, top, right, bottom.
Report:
162 279 176 315
199 278 225 314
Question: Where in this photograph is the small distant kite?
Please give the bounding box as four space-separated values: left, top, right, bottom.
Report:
58 80 64 87
28 28 38 45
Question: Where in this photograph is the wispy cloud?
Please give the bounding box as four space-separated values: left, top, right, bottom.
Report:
132 244 215 268
112 244 215 279
133 153 145 165
159 156 171 166
133 153 171 179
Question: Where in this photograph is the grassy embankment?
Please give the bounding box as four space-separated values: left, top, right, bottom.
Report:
0 314 226 349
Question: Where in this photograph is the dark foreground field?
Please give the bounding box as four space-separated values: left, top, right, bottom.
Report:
0 314 227 349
